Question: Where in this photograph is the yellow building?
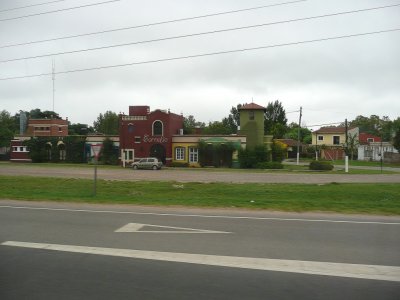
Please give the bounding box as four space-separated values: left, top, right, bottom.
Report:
171 135 246 167
312 127 358 147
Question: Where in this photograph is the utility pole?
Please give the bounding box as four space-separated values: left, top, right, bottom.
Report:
296 106 302 165
345 118 349 173
52 58 55 113
345 118 348 153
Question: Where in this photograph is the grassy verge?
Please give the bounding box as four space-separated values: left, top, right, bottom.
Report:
1 176 399 215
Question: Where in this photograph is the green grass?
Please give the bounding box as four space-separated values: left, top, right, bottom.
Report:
1 175 399 215
327 160 400 168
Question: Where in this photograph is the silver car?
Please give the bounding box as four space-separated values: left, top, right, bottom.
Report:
132 157 163 170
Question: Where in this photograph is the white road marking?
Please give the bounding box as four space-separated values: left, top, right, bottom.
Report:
0 205 399 225
115 223 232 233
2 241 400 282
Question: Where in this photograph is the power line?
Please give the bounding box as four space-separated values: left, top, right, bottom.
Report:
0 0 121 22
306 122 343 128
0 28 398 81
0 0 307 48
286 110 301 114
0 0 71 13
2 3 398 63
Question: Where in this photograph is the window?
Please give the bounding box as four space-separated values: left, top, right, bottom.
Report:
128 124 134 133
12 147 18 152
333 136 340 145
135 136 141 143
189 148 198 163
318 136 324 141
58 127 62 132
153 120 163 136
367 138 374 143
249 111 255 120
175 147 185 160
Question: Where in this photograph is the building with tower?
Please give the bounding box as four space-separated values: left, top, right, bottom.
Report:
238 103 272 150
119 106 184 167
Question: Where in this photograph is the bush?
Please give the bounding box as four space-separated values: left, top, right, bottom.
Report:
256 162 284 169
170 162 189 168
309 161 334 171
271 141 287 162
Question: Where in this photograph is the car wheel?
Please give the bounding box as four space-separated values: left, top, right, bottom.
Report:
133 165 138 170
152 165 157 170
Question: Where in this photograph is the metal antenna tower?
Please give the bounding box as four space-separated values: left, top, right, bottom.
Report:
52 58 55 112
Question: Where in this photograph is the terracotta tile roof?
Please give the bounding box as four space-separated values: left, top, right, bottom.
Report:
314 126 346 134
239 103 266 110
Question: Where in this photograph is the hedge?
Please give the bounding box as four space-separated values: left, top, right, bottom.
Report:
309 161 334 171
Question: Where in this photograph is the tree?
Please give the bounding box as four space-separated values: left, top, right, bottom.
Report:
29 108 61 119
101 137 118 165
229 104 242 129
346 132 359 160
285 122 312 144
394 130 400 152
69 123 94 135
0 110 16 147
264 100 288 138
349 115 394 141
203 120 233 135
183 115 205 134
93 111 119 135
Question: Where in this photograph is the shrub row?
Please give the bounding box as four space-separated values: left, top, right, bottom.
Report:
309 161 334 171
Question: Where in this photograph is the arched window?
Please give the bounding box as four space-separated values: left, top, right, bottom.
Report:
153 120 163 136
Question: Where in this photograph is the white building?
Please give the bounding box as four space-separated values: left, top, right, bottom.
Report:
358 142 398 161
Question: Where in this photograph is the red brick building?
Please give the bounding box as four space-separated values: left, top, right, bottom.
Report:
119 106 184 166
10 117 69 162
26 118 68 137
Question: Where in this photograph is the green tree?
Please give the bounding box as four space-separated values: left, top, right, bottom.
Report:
29 108 60 119
285 122 312 144
393 130 400 152
203 120 233 135
93 111 119 135
349 115 395 141
0 110 16 147
183 115 205 134
346 133 359 160
264 100 288 138
101 137 118 165
228 104 242 131
69 123 94 135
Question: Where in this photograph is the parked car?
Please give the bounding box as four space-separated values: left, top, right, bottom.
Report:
132 157 163 170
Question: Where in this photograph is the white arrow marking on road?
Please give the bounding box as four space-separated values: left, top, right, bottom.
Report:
2 241 400 282
115 223 232 234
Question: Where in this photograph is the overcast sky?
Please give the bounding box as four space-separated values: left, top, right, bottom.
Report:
1 0 399 129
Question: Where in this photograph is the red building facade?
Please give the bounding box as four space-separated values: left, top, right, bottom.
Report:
119 106 184 166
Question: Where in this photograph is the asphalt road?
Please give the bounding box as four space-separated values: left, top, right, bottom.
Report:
1 200 399 299
1 164 400 183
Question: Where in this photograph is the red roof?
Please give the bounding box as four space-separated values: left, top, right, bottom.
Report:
359 132 381 144
314 127 347 134
239 103 266 111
